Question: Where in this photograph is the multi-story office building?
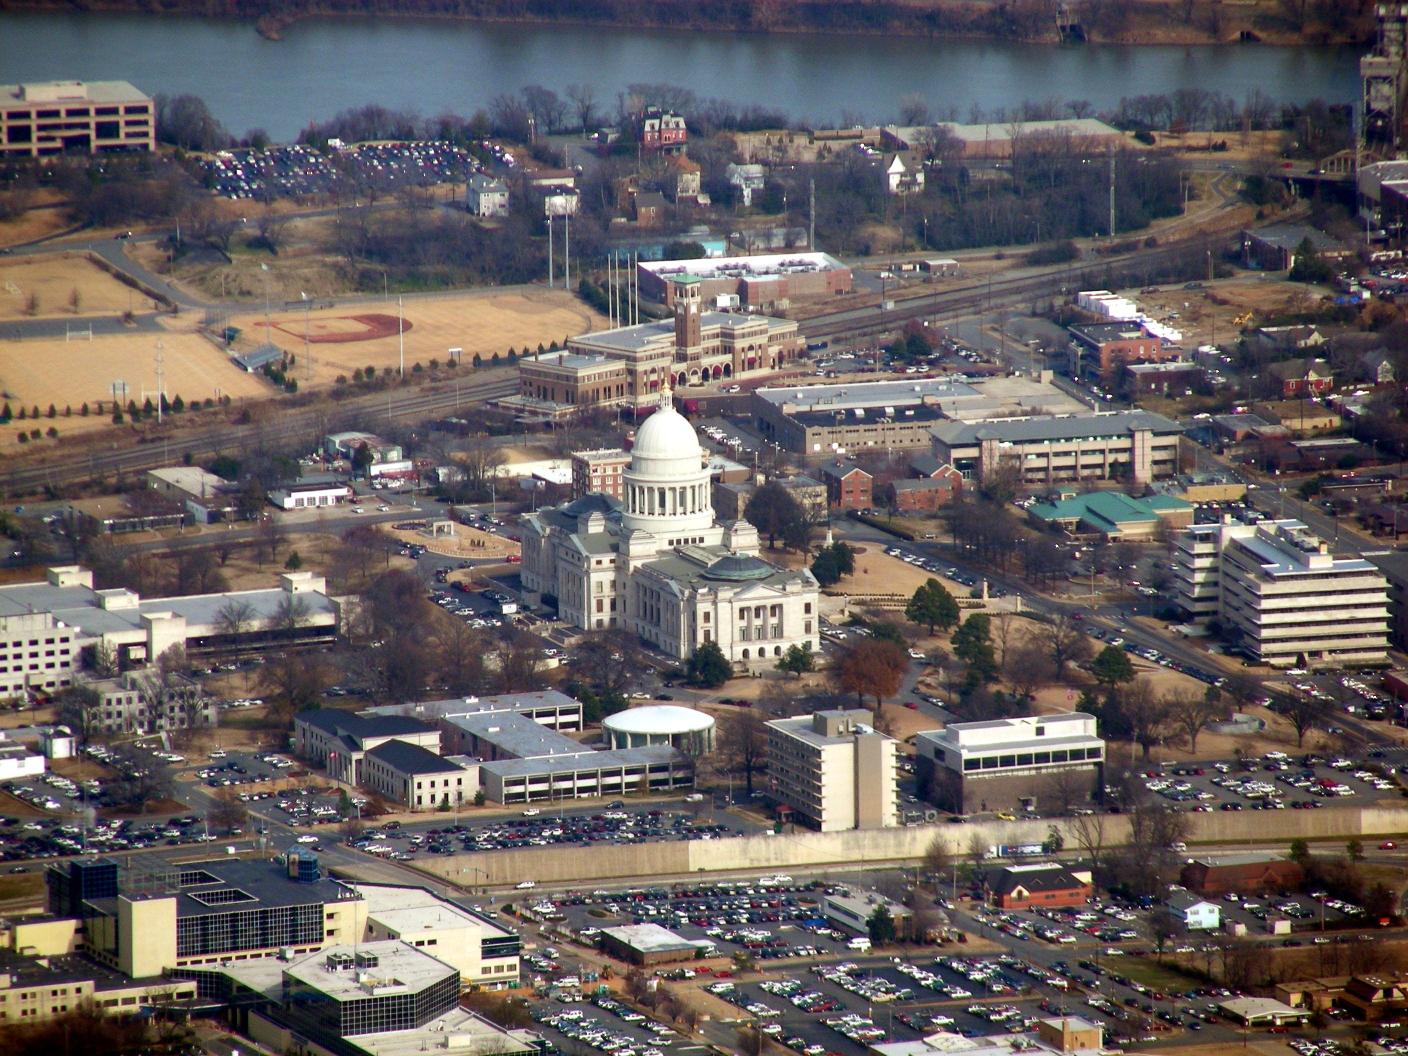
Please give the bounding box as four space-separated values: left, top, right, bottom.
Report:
930 410 1183 486
0 950 197 1025
281 941 460 1038
765 709 900 831
1170 519 1389 668
0 565 339 672
83 671 216 736
0 80 155 157
1170 522 1223 620
914 714 1105 815
49 853 519 987
571 448 632 501
0 611 77 698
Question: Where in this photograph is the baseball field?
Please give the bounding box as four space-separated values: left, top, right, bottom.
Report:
223 287 608 388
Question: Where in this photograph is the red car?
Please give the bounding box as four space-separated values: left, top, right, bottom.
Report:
1381 841 1398 850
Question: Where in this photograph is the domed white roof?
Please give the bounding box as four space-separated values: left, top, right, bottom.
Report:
603 704 716 736
633 388 700 461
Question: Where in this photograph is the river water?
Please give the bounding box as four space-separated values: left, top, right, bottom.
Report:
0 12 1362 142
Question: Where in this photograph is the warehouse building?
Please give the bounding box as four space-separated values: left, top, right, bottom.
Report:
753 375 1084 455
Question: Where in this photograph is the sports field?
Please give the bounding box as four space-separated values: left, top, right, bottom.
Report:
0 332 271 430
223 287 608 388
0 254 154 321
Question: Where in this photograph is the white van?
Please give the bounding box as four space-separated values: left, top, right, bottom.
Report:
846 937 872 952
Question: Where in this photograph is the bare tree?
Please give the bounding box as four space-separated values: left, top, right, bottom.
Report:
566 83 598 133
1282 691 1329 748
1120 677 1173 760
1042 614 1093 682
1069 809 1110 877
1167 687 1221 754
215 597 258 640
718 709 769 798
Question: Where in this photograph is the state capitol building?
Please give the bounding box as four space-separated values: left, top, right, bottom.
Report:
520 388 820 666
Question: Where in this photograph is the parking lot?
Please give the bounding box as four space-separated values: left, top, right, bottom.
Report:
199 140 481 200
1127 751 1403 813
0 812 221 863
345 806 746 863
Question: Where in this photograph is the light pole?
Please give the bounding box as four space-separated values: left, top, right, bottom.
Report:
260 263 271 348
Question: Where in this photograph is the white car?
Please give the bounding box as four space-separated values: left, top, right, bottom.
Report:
516 880 537 889
296 834 318 844
522 808 540 817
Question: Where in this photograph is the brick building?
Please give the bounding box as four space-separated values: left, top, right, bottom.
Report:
985 864 1093 910
1068 322 1177 381
1179 854 1304 896
821 461 872 510
884 475 960 513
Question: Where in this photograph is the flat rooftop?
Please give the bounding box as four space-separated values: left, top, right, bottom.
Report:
0 80 150 108
639 251 848 281
354 883 517 941
601 922 710 955
932 409 1183 446
283 941 455 1001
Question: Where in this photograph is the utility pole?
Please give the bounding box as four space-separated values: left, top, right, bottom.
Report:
155 341 164 425
809 178 816 250
1108 145 1116 240
397 295 404 378
564 212 570 291
547 214 554 288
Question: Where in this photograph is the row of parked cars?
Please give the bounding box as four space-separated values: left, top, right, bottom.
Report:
200 140 480 199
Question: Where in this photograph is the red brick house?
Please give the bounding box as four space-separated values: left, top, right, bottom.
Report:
885 476 960 513
821 461 872 511
640 107 687 154
1269 357 1334 399
986 863 1093 910
1180 854 1304 896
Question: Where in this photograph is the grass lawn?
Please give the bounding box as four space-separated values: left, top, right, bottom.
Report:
1116 956 1203 992
0 872 45 903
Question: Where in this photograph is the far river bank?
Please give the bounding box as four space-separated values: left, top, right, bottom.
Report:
0 0 1376 47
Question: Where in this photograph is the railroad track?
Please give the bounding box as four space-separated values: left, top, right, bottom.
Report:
1 373 519 496
799 232 1233 342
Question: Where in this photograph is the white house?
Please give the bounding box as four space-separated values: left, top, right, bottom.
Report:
1165 890 1220 931
884 154 924 195
467 174 509 218
725 163 766 207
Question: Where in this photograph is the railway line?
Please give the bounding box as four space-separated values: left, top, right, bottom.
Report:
799 231 1233 342
0 373 518 497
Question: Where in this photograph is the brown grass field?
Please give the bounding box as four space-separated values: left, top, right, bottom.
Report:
221 287 608 389
0 332 271 444
0 253 155 321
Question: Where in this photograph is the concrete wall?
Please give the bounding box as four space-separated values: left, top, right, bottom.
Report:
408 807 1408 888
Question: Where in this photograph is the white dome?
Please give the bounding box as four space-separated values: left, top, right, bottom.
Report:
633 404 700 461
604 705 716 737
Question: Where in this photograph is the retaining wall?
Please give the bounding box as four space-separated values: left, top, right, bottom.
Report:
407 805 1408 888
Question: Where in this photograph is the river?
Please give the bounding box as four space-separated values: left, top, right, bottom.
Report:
0 12 1362 142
